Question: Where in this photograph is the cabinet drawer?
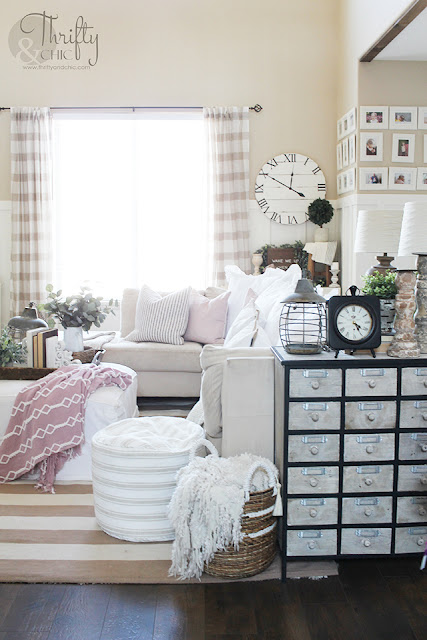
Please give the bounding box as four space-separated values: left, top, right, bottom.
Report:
342 497 392 525
343 465 394 493
345 368 397 396
287 498 338 526
288 466 339 494
345 401 396 430
289 402 340 430
395 526 427 553
344 434 395 462
401 367 427 396
288 434 340 462
341 528 392 554
398 464 427 491
287 529 337 556
399 432 427 460
397 496 427 523
400 400 427 429
289 369 341 398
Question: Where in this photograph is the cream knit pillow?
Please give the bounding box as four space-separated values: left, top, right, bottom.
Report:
125 285 191 345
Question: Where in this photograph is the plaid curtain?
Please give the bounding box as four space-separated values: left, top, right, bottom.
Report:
10 107 53 316
204 106 251 287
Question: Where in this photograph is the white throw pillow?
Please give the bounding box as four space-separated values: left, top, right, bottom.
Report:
125 285 191 345
224 265 289 334
224 299 258 348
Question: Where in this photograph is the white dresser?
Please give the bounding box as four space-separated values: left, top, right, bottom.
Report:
273 348 427 581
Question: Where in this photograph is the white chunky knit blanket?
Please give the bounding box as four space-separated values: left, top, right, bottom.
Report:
168 450 281 580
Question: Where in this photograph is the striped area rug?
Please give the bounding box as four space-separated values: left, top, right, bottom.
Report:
0 483 336 583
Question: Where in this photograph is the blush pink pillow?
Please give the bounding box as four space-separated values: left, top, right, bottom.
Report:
184 290 231 344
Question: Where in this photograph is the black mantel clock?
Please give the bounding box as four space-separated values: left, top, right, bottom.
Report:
327 286 381 358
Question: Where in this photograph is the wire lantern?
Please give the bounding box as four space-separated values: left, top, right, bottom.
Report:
279 279 327 355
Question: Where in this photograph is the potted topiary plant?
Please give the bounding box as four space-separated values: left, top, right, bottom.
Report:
361 270 397 334
307 198 334 242
0 327 27 367
40 285 118 353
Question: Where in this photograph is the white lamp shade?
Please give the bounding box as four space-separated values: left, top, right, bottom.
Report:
398 202 427 256
354 210 403 254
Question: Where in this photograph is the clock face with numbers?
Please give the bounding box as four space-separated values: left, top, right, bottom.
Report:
255 153 326 225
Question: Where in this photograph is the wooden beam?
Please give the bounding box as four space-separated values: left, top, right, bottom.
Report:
360 0 427 62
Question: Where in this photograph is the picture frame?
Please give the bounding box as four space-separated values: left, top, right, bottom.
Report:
388 167 417 190
359 132 383 162
266 247 299 271
418 107 427 130
342 171 348 193
337 173 343 195
342 113 350 138
342 138 349 167
345 167 355 192
392 133 415 163
336 142 343 170
359 167 388 190
359 106 388 130
337 118 344 140
349 134 356 165
416 167 427 190
389 106 417 130
346 107 357 134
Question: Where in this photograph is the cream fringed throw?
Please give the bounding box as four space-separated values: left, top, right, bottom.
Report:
168 451 281 580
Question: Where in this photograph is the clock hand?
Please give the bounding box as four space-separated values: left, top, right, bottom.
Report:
353 321 362 332
289 167 294 189
267 174 305 197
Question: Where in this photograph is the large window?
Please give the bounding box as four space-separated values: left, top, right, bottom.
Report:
53 110 207 296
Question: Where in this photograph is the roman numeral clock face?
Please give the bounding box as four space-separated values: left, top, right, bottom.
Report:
255 153 326 225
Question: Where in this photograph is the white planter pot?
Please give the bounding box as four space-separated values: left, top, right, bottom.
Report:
63 327 84 353
314 227 329 242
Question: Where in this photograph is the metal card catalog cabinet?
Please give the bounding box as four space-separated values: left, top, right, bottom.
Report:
272 348 427 581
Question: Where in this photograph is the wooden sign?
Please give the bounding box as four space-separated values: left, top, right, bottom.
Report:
266 248 298 271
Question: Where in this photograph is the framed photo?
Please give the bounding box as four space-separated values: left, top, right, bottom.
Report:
418 107 427 130
342 138 349 167
416 167 427 190
390 106 417 130
359 106 388 129
389 167 417 190
337 118 344 140
342 171 348 193
342 113 350 138
345 167 355 192
359 132 383 162
337 173 343 195
359 167 388 190
347 107 357 133
392 133 415 162
349 134 356 165
336 143 343 170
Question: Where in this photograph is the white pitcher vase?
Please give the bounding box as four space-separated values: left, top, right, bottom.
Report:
63 326 84 353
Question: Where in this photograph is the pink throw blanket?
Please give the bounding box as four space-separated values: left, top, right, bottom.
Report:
0 364 132 492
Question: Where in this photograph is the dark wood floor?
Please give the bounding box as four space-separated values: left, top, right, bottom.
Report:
0 558 425 640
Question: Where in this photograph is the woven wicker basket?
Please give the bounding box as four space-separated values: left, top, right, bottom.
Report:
190 439 279 579
71 347 98 363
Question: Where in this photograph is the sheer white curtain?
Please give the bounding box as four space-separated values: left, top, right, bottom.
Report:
10 107 53 315
204 106 251 287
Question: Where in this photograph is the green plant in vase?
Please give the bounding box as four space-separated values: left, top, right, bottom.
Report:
362 270 397 334
307 198 334 242
0 327 27 367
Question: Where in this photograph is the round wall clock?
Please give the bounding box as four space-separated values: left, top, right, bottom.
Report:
255 153 326 225
327 286 381 357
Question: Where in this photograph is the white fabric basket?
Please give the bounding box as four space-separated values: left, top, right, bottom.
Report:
91 416 204 542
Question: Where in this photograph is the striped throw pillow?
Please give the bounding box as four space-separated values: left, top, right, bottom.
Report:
125 285 191 345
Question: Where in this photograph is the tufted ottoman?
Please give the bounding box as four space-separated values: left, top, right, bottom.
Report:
91 416 204 542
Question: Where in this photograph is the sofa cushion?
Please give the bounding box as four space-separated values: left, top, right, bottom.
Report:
125 285 191 345
102 340 203 373
184 290 230 345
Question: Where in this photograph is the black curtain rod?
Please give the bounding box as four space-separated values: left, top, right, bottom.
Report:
0 104 262 112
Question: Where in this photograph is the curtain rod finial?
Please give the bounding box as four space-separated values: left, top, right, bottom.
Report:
251 104 262 113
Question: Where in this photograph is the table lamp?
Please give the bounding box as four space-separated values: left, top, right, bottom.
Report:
354 210 403 274
397 201 427 354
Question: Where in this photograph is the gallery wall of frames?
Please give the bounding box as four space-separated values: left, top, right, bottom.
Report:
337 106 427 195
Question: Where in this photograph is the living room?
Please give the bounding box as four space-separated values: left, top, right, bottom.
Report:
0 1 426 638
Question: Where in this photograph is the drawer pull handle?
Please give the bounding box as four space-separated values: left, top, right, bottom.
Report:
311 413 319 422
311 381 320 390
309 478 319 487
307 541 316 550
418 538 425 546
421 477 427 486
364 478 373 486
364 508 373 516
309 509 318 518
422 413 427 421
368 380 376 389
366 445 374 454
310 446 319 455
418 507 427 516
421 444 427 453
424 381 427 388
363 539 371 547
367 413 376 422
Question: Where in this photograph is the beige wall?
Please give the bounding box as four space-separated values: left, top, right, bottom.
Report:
0 0 339 204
